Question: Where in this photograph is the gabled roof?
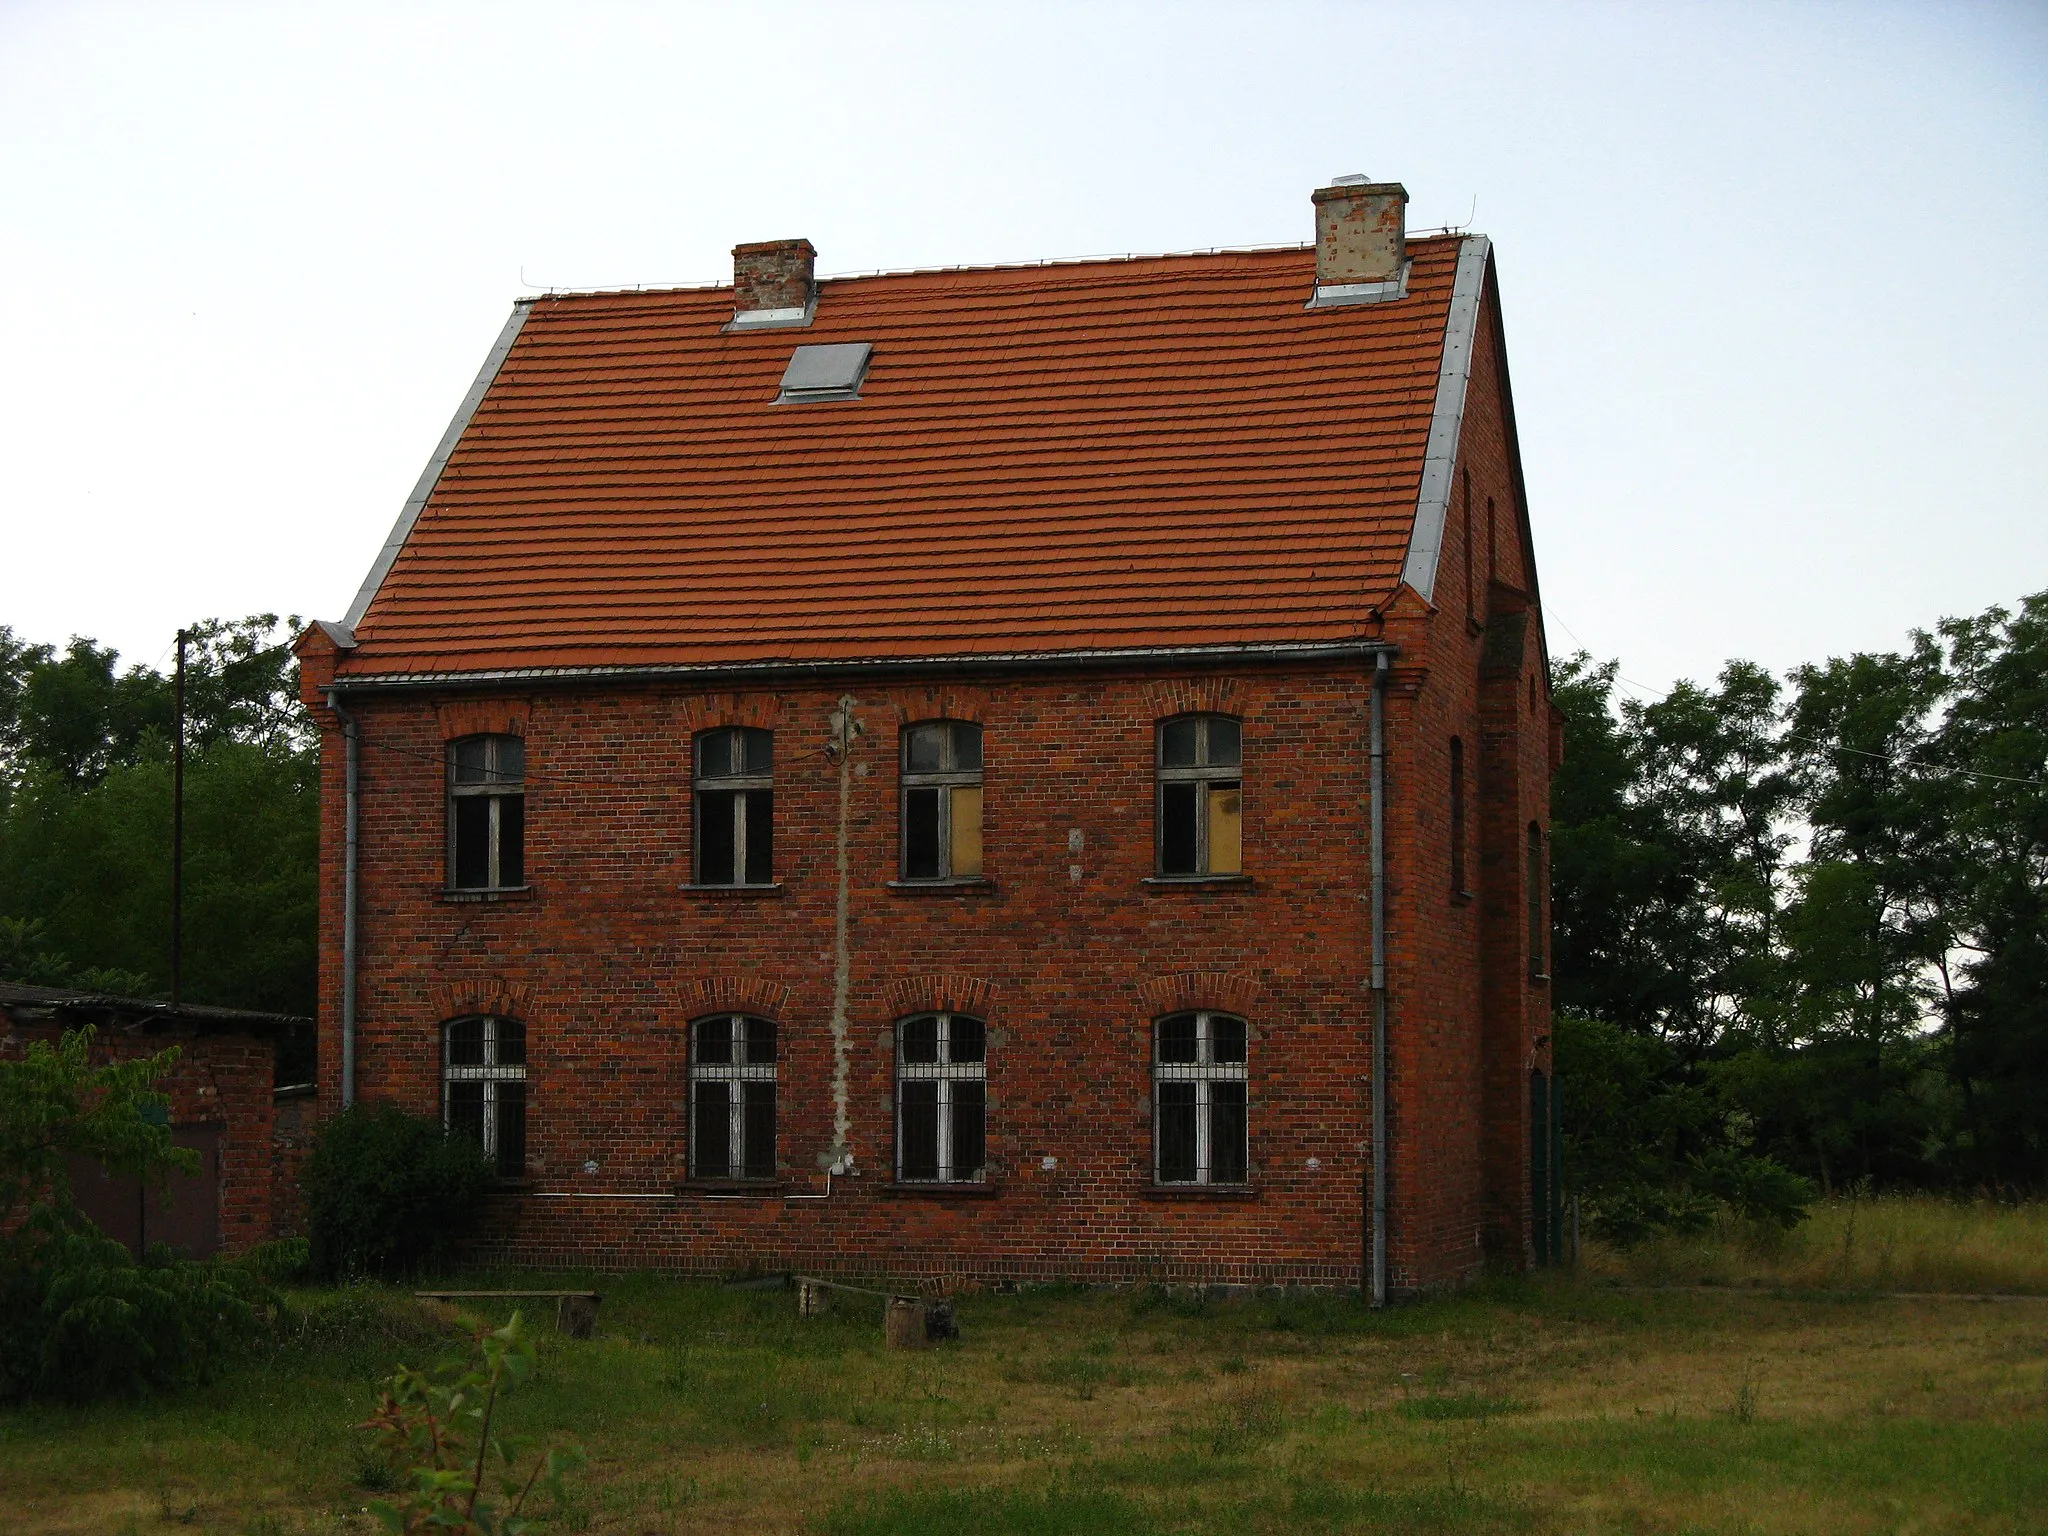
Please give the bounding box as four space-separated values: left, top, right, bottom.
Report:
331 235 1493 683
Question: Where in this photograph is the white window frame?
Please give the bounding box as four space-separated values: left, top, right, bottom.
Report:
1153 1010 1250 1185
1155 715 1243 877
900 721 984 881
443 1015 527 1177
895 1012 989 1184
689 1014 778 1180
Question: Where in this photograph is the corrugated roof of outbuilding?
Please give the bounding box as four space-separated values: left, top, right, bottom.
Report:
335 236 1473 680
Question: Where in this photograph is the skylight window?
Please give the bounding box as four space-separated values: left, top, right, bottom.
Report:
777 342 871 403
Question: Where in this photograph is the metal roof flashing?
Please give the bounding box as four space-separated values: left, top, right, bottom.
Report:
724 295 818 333
1398 236 1491 602
1306 260 1412 310
342 299 536 632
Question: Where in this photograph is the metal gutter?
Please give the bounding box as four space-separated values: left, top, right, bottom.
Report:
326 689 360 1108
342 300 537 631
1398 236 1491 603
1368 650 1390 1307
330 638 1399 694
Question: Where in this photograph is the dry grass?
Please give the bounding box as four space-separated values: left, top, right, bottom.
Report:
0 1199 2043 1535
1579 1194 2048 1295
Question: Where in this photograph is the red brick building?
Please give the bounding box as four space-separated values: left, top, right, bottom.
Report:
296 178 1560 1297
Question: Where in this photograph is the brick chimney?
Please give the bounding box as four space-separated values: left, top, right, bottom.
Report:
731 239 817 327
1312 177 1408 287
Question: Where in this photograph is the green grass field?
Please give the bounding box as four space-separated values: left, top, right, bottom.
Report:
1 1199 2043 1534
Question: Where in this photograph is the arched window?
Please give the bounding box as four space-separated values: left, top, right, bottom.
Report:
1153 1011 1248 1185
1527 821 1546 979
443 1015 526 1178
448 735 525 890
1156 715 1242 877
895 1013 987 1183
690 1015 777 1179
901 721 983 881
1449 736 1468 895
695 728 773 886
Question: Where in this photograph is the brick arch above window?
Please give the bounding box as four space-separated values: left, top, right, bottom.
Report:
434 700 531 741
429 975 538 1023
884 690 985 725
686 976 792 1021
882 973 998 1019
1141 677 1248 720
672 694 784 733
1138 970 1267 1020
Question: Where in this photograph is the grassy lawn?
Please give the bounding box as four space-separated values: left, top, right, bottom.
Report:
1 1203 2043 1534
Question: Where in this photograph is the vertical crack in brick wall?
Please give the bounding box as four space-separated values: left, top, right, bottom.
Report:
828 695 863 1167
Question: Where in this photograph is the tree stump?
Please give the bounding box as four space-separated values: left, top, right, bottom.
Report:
556 1294 599 1339
885 1296 929 1349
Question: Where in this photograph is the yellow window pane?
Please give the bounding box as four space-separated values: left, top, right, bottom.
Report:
1207 786 1242 874
950 785 983 877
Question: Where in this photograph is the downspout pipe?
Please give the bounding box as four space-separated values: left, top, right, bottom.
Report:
1369 650 1390 1308
327 689 359 1108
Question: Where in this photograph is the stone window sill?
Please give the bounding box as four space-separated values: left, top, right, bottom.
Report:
878 1181 1002 1199
885 878 997 895
678 1179 786 1196
1141 875 1255 891
681 883 786 897
440 885 535 904
1451 889 1474 906
1139 1184 1259 1201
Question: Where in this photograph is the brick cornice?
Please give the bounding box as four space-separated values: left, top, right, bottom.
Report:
429 976 538 1021
686 976 793 1020
882 973 998 1019
1137 970 1267 1019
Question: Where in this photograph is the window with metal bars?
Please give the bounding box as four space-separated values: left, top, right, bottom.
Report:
695 728 773 886
443 1015 527 1179
901 721 983 881
689 1015 777 1180
895 1013 987 1183
448 736 525 890
1153 1011 1248 1185
1156 716 1242 876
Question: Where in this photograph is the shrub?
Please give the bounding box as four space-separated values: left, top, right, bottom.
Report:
302 1104 495 1279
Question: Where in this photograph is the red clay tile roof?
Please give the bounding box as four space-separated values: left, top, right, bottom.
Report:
336 237 1470 680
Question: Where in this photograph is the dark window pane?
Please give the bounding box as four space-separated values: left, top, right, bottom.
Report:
693 1081 732 1178
1211 1016 1247 1064
1207 717 1241 768
495 1082 527 1177
741 727 772 776
742 1082 776 1179
698 790 737 884
901 1016 939 1065
904 787 941 879
447 1080 486 1148
1157 1014 1198 1064
743 791 773 885
494 736 525 785
951 1080 986 1180
905 724 944 773
948 1016 986 1065
1209 1081 1248 1183
446 1017 486 1067
952 723 983 771
1160 718 1199 767
453 738 491 784
453 796 491 888
494 1017 527 1066
497 795 525 886
1157 1082 1198 1182
1160 782 1199 874
744 1016 777 1065
899 1080 940 1180
695 1016 733 1065
697 730 733 780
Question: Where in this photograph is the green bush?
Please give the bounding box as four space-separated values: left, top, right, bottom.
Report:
0 1213 269 1401
302 1104 495 1279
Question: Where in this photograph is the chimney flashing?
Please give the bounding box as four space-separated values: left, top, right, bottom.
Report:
1306 263 1412 310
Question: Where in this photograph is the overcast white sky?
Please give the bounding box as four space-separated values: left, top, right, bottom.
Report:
2 0 2042 697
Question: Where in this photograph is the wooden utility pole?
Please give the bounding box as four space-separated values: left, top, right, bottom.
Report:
171 628 187 1009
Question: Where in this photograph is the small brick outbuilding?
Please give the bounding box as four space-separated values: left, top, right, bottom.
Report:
296 177 1561 1296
